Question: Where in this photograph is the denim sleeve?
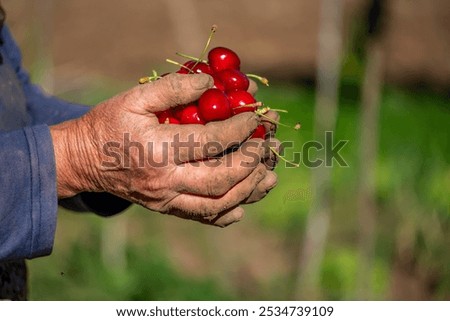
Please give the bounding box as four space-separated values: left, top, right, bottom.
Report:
0 124 130 261
0 125 57 261
0 27 131 261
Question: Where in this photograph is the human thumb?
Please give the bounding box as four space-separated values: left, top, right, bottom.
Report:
133 73 213 114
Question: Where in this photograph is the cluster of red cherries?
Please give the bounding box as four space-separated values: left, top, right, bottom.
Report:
138 26 300 167
154 46 267 139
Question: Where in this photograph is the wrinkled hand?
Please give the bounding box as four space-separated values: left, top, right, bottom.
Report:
50 73 279 227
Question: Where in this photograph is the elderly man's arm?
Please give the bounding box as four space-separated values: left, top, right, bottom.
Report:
0 26 278 263
1 25 131 216
49 73 277 227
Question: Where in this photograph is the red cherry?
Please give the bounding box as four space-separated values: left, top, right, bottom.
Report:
165 116 180 124
215 69 249 92
172 105 185 120
212 74 225 91
198 88 232 122
177 60 212 75
156 110 173 124
208 47 241 73
158 115 180 124
176 68 189 74
179 104 205 125
250 124 266 139
193 62 213 74
227 90 257 115
176 60 195 74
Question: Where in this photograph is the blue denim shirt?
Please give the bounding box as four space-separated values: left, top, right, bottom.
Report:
0 26 129 261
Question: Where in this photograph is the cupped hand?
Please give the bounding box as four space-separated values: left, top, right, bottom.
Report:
51 73 279 226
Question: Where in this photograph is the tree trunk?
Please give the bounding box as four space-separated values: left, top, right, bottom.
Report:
295 0 344 300
356 39 384 300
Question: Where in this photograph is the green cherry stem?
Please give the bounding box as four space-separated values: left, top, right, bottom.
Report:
247 74 270 86
269 146 300 167
166 59 195 73
259 106 289 113
139 76 151 84
175 52 206 63
191 24 217 71
255 111 291 128
232 102 264 110
255 109 301 131
139 70 160 84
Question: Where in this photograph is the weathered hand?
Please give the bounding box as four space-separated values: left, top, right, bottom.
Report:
50 73 278 226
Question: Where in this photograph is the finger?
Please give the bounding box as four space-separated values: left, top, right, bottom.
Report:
244 171 278 203
130 73 213 114
261 110 280 136
168 163 267 217
173 139 266 196
210 206 245 227
193 206 245 227
160 112 259 163
261 137 282 170
248 79 258 96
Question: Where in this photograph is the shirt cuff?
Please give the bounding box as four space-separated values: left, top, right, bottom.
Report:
23 125 58 259
0 125 57 261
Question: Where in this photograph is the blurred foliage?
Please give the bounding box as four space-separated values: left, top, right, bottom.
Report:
28 211 232 301
28 79 449 300
29 242 232 300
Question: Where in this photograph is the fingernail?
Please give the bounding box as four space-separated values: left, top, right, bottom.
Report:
263 158 276 171
267 182 277 192
265 181 277 194
271 155 279 167
235 208 245 222
270 123 278 135
190 74 213 90
274 113 281 123
262 141 272 159
266 173 278 190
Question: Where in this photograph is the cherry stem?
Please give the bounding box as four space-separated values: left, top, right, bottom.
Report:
233 102 263 110
176 52 206 63
255 110 292 128
247 74 270 86
259 106 289 113
269 146 300 168
139 77 151 84
192 24 217 71
166 59 195 73
139 70 160 84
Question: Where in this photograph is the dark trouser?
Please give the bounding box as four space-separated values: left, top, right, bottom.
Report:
0 260 28 300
